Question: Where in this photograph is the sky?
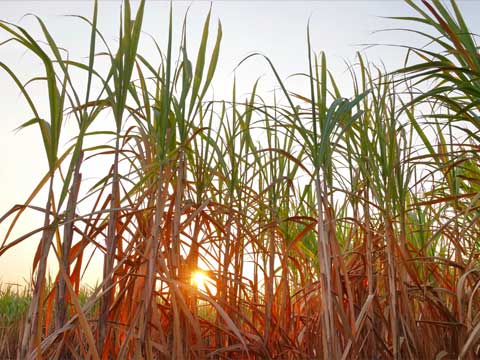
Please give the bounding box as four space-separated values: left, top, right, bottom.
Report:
0 1 479 286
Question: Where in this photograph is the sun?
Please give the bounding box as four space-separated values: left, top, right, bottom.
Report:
191 270 209 289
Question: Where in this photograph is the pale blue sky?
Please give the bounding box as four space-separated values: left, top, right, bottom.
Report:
0 1 479 285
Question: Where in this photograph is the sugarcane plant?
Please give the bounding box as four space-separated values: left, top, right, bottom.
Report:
0 0 479 359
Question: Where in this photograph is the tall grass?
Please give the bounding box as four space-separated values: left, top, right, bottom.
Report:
0 0 479 358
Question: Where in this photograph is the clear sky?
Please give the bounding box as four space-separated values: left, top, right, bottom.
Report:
1 1 479 286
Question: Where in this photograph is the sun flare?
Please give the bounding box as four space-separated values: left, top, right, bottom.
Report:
191 270 209 289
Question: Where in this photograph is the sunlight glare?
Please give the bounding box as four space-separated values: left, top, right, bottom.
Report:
191 270 209 289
